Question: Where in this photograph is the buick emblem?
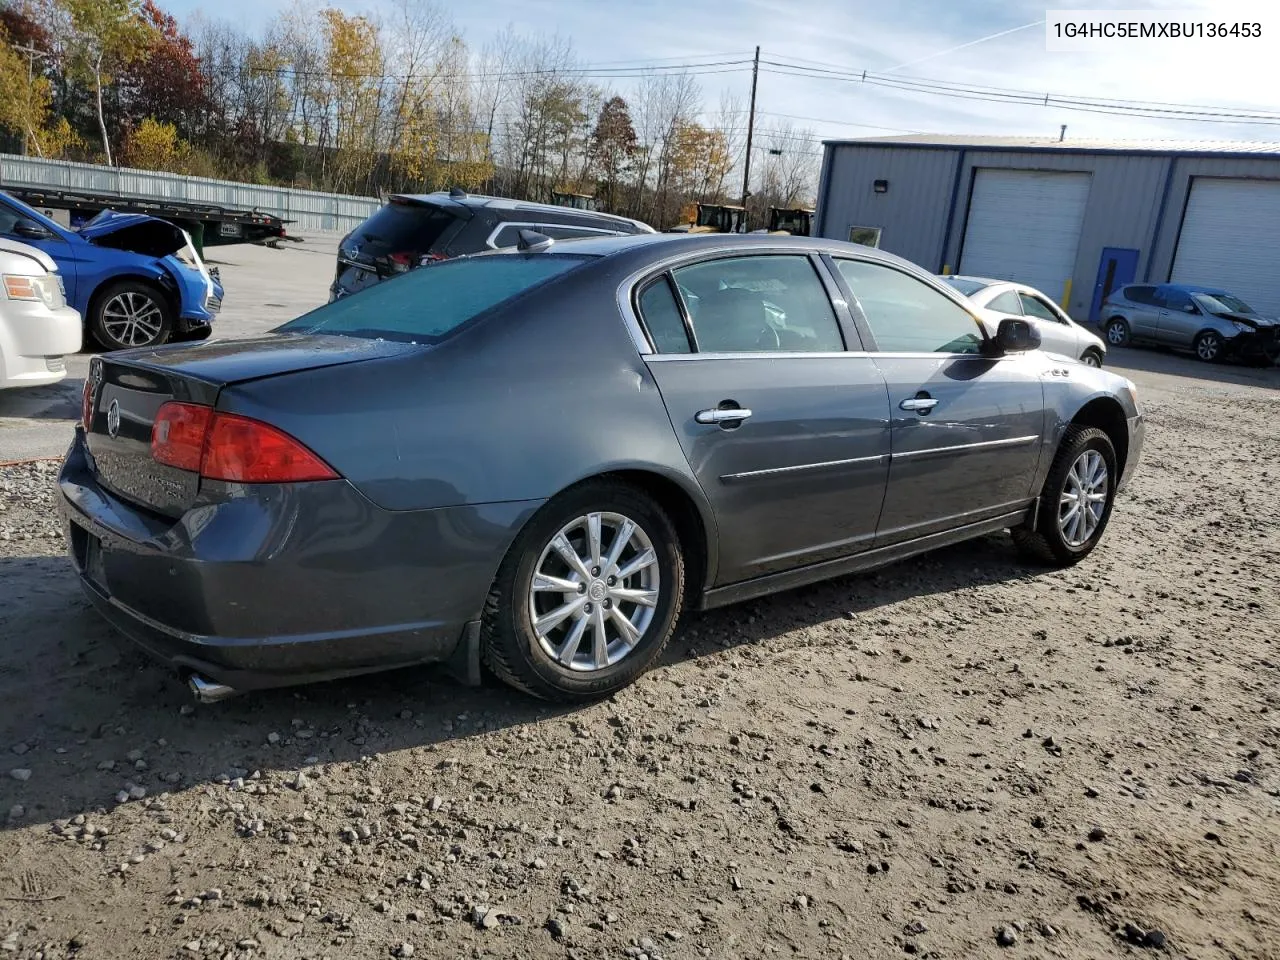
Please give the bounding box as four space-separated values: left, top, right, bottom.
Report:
106 398 121 438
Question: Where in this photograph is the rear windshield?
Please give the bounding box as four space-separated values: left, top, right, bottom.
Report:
941 277 988 296
277 254 591 343
350 200 457 257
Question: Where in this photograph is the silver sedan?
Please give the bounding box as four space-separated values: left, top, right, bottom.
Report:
942 275 1107 367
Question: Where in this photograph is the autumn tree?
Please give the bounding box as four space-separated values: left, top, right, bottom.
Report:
0 22 77 157
58 0 153 165
115 1 209 140
586 96 637 210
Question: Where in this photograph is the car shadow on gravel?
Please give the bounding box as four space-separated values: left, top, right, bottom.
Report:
0 533 1036 829
1106 345 1280 388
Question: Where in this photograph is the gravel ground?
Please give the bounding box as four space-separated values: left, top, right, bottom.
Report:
1 286 1278 957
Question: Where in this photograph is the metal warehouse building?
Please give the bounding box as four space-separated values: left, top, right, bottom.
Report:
813 135 1280 322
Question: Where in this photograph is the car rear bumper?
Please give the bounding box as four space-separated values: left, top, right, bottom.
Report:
58 429 537 691
0 302 82 388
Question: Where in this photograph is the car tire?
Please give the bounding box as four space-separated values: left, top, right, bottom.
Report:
1012 425 1118 567
1080 349 1103 368
90 281 174 351
1194 330 1224 363
481 479 686 702
1104 318 1130 347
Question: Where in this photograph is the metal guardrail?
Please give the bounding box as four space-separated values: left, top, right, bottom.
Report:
0 153 381 234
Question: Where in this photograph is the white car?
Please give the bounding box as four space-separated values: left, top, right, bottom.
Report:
941 275 1107 367
0 238 82 389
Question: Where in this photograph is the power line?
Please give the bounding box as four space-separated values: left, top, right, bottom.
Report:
246 58 753 84
759 58 1280 126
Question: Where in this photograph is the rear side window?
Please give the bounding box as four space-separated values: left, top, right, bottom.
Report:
277 254 590 343
636 277 692 354
671 255 844 353
351 201 457 258
1122 285 1157 305
987 290 1023 314
942 277 989 297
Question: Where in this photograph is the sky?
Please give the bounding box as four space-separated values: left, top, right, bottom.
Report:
160 0 1280 153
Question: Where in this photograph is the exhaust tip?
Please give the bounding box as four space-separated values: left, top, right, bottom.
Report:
187 674 236 704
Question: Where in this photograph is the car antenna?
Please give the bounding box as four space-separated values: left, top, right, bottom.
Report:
449 186 467 199
516 229 554 252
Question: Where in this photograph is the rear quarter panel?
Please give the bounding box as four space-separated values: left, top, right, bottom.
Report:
215 259 720 568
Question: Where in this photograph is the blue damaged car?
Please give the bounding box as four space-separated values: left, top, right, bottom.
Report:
0 191 223 351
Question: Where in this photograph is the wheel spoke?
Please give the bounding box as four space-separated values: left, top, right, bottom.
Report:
586 513 603 569
534 596 586 635
616 547 657 581
555 616 589 666
591 606 609 669
532 573 581 594
551 534 592 580
610 586 657 607
608 606 641 646
603 519 635 573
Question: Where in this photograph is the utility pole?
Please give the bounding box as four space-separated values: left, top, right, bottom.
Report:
739 45 760 232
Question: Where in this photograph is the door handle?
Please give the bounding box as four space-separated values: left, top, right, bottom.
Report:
695 407 753 425
899 396 938 413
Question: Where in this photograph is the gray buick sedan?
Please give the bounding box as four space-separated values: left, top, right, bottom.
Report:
61 232 1145 703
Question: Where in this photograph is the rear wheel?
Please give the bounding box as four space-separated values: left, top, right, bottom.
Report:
1104 318 1130 347
1194 330 1224 363
91 281 173 351
1013 426 1118 567
481 480 685 701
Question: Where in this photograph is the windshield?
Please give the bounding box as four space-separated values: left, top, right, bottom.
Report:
277 253 592 343
941 277 989 297
1195 292 1255 315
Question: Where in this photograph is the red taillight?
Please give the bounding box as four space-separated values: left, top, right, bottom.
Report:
202 413 337 483
152 402 212 471
150 402 338 483
388 251 413 272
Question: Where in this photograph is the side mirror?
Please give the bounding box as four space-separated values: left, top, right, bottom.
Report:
993 317 1041 354
13 219 52 241
1183 303 1198 313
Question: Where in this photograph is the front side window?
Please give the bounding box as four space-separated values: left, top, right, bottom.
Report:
835 259 985 355
987 290 1023 314
670 255 845 353
1156 287 1196 312
1019 294 1065 324
277 254 590 343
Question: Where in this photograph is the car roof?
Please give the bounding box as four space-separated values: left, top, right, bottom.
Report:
504 231 938 275
391 191 655 233
1120 282 1231 295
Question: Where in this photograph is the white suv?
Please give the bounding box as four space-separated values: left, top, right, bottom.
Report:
0 238 82 389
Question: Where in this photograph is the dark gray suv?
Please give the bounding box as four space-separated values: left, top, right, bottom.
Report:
330 189 654 300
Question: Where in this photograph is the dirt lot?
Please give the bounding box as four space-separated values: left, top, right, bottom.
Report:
1 241 1279 959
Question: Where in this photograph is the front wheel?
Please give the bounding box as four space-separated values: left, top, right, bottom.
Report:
1194 330 1224 363
1080 349 1103 368
1013 426 1118 567
91 281 173 351
481 480 686 701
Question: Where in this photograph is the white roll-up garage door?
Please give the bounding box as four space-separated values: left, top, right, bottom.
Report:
959 169 1091 305
1171 177 1280 317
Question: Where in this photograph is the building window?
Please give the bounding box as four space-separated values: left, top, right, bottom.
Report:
849 226 882 248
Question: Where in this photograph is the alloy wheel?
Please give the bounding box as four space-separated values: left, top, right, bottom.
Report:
1196 333 1221 362
528 512 660 672
1058 450 1109 547
1106 322 1127 346
102 291 165 347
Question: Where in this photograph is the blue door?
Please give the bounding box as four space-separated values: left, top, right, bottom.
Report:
1089 247 1139 324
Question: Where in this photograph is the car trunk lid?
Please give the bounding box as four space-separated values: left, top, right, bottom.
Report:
83 334 417 517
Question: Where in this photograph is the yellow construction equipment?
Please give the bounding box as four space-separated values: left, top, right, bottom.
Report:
766 206 813 236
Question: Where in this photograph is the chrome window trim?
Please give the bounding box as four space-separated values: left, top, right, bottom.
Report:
486 221 626 250
642 350 994 362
